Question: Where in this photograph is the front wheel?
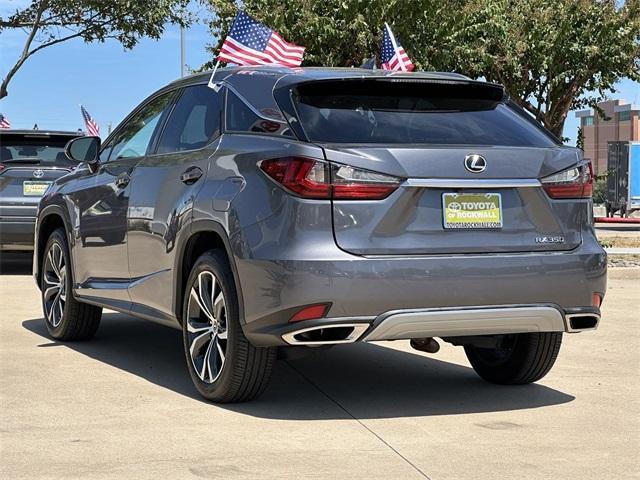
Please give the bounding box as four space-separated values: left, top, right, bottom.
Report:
41 228 102 340
182 251 276 403
464 332 562 385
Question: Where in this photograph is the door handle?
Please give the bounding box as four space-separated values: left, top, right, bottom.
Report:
180 166 203 185
115 172 130 189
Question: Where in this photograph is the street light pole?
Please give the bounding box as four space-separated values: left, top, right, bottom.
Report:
180 24 186 77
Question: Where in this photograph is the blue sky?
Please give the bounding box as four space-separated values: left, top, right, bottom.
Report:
0 2 213 135
0 2 638 145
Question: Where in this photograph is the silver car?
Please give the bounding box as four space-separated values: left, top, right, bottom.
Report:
33 67 606 402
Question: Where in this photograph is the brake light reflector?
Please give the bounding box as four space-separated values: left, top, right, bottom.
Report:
592 293 602 308
290 303 331 322
260 157 400 200
541 162 593 199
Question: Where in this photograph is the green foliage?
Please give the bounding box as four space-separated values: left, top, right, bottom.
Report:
0 0 190 98
201 0 639 138
201 0 460 70
593 174 608 204
450 0 640 137
576 127 584 150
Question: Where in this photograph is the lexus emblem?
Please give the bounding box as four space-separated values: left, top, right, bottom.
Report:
464 154 487 173
33 169 44 178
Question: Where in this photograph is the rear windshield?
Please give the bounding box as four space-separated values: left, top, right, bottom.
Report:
0 135 77 165
292 81 557 147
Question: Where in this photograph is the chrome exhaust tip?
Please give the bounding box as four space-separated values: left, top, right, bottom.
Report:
565 313 600 332
282 323 370 345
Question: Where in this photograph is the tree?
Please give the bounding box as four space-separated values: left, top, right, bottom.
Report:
201 0 451 69
202 0 639 138
0 0 190 99
446 0 640 137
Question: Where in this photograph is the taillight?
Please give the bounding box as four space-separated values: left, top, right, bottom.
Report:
0 164 5 174
541 162 593 199
259 157 330 199
259 157 400 200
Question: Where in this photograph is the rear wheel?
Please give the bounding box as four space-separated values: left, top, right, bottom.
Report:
41 228 102 340
182 251 276 402
464 332 562 384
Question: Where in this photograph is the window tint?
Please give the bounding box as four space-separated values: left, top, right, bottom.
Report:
0 135 76 166
109 92 174 160
156 85 223 154
293 81 557 147
226 90 291 136
99 142 113 162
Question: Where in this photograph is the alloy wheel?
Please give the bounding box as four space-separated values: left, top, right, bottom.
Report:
43 242 67 328
186 271 228 384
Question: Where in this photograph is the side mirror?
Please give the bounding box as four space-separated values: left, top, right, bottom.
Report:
65 136 100 166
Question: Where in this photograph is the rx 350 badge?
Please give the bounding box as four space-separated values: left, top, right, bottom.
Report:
535 236 565 244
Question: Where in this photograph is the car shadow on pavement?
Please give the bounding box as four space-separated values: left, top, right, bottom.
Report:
0 252 33 275
22 313 574 419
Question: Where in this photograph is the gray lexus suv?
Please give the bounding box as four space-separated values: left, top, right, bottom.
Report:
33 67 606 402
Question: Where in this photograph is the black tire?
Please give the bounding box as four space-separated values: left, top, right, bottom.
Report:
464 332 562 385
182 250 276 403
41 228 102 341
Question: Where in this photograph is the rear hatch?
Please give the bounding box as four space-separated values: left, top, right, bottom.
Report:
289 78 588 255
0 132 78 216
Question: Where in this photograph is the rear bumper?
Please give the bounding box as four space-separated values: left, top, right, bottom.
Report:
0 217 36 250
236 233 607 346
277 305 600 346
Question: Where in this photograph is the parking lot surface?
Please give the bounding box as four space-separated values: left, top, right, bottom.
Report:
1 265 639 479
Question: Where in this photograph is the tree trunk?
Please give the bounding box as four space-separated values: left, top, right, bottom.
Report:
547 119 565 139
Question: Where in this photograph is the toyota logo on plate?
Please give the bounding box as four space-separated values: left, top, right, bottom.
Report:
33 169 44 178
464 154 487 173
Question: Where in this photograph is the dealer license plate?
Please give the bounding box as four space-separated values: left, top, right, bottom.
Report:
442 193 503 229
23 181 52 197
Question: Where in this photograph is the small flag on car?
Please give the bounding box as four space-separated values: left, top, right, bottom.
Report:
0 113 10 129
217 11 305 67
380 23 414 72
80 105 100 137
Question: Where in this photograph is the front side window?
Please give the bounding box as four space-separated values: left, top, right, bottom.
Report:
109 92 174 160
156 85 223 154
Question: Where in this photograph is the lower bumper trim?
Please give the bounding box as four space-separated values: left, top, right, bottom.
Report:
362 306 566 342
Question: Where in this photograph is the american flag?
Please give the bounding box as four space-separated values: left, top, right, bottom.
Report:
0 113 10 129
380 23 414 72
217 11 305 67
80 105 100 137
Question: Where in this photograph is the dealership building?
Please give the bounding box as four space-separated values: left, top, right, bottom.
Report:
575 99 640 175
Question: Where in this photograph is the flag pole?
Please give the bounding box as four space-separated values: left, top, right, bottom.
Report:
207 59 221 90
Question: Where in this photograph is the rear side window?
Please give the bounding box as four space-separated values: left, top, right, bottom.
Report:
156 85 223 154
292 81 558 147
0 135 77 166
226 90 292 137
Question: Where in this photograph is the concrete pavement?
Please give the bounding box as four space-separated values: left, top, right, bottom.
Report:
1 267 639 479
